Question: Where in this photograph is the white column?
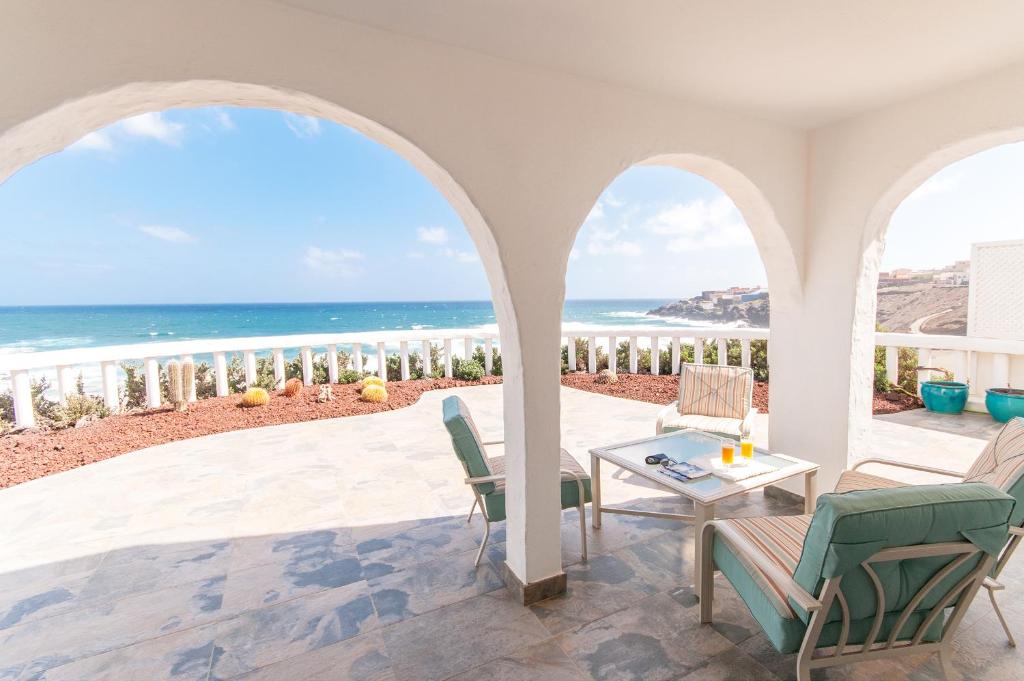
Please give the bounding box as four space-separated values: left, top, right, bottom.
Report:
243 350 257 388
421 340 433 377
608 336 617 373
694 338 705 365
327 344 339 384
484 338 493 375
885 346 899 387
353 343 363 374
399 341 410 380
377 342 387 381
144 358 161 408
741 340 752 368
628 336 638 373
671 337 681 374
101 361 119 411
444 338 453 377
301 346 313 385
57 364 76 402
181 355 198 402
464 337 473 362
717 338 728 366
650 336 659 375
214 352 229 396
10 370 35 428
272 348 286 389
588 336 597 373
567 336 576 371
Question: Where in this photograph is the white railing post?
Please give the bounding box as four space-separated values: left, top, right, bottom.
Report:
444 338 453 378
57 364 76 402
301 346 314 385
181 355 198 402
740 340 751 368
272 348 285 389
992 353 1011 389
353 343 363 374
672 337 681 374
717 338 728 366
484 337 493 375
650 336 659 375
399 341 410 380
464 337 473 363
10 369 35 428
588 336 597 373
144 357 162 408
243 350 257 389
421 340 432 377
694 338 705 365
608 336 617 373
628 336 638 373
377 342 387 381
567 336 576 371
953 350 968 384
214 352 229 396
327 344 339 384
101 361 119 412
885 346 899 387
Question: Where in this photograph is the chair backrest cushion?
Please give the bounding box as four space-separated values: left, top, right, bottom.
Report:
963 417 1024 525
677 363 752 419
442 396 495 493
791 482 1014 625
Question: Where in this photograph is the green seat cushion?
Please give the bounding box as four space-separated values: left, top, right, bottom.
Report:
481 449 591 523
442 396 495 493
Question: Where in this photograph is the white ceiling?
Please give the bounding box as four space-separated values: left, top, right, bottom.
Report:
280 0 1024 128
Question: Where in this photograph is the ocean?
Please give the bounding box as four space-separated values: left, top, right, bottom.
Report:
0 299 718 355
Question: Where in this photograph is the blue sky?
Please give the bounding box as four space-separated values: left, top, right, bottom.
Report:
0 106 1020 305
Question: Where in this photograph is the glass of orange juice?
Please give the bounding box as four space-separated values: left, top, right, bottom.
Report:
740 438 754 462
720 439 735 465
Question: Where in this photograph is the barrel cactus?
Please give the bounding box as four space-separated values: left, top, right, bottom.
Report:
362 375 385 388
595 369 618 385
360 384 388 403
283 377 302 397
180 361 195 411
166 360 183 406
240 387 270 408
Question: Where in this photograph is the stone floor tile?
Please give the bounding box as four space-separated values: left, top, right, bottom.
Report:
226 630 394 681
675 647 781 681
446 640 587 681
355 515 495 577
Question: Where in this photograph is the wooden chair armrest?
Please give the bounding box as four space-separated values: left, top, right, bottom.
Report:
705 519 822 613
850 457 964 479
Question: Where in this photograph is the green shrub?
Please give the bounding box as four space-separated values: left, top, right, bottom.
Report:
455 359 485 381
0 376 64 428
873 345 918 394
338 369 365 384
286 350 352 384
472 346 502 376
386 351 427 381
52 393 110 429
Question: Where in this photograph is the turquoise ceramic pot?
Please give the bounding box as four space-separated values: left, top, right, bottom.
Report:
986 388 1024 423
920 381 969 414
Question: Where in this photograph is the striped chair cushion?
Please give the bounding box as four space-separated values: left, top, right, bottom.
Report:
963 417 1024 492
833 469 908 494
677 363 753 419
718 514 812 618
486 449 588 494
658 413 746 437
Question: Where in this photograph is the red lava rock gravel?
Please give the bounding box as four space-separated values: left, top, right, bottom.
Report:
1 373 920 490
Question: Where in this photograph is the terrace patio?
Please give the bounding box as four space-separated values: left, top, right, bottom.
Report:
0 385 1016 680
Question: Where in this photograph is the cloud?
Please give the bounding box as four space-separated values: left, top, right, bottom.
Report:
303 246 365 277
569 248 581 262
406 251 426 259
584 224 644 257
138 225 197 243
442 248 479 263
284 113 322 139
905 171 962 203
69 131 113 152
214 109 236 131
120 112 185 146
641 196 752 253
416 226 450 244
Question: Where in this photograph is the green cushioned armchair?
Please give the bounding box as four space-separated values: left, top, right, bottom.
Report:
700 483 1015 681
442 396 591 567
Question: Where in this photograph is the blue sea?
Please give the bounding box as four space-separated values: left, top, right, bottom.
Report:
0 299 693 355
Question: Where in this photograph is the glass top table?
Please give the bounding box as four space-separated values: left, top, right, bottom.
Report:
588 429 819 591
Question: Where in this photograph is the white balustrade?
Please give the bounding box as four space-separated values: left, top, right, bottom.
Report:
376 342 387 381
422 340 432 376
694 338 705 365
484 338 493 375
243 351 257 390
101 361 119 411
567 336 576 371
327 344 339 384
144 358 161 408
740 339 751 369
717 338 728 366
628 336 638 374
650 336 659 375
57 364 76 400
399 341 410 380
588 336 597 373
444 338 453 378
301 347 313 386
607 336 617 373
671 337 680 374
272 349 286 389
464 337 473 363
353 343 363 373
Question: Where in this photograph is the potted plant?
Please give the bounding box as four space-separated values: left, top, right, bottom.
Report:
985 386 1024 423
917 367 969 414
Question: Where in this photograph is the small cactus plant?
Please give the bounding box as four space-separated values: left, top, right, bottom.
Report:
180 361 194 410
240 387 270 408
362 375 385 388
595 369 618 385
360 384 388 403
283 377 302 397
166 360 196 411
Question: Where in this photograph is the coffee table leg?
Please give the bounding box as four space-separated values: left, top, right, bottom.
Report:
693 500 714 594
590 454 602 529
804 470 818 514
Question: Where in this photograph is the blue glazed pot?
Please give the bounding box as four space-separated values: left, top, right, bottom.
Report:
985 388 1024 423
920 381 969 414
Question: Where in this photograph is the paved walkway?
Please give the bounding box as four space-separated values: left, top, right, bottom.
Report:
0 385 1018 680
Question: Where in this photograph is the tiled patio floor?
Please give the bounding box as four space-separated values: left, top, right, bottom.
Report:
0 385 1019 680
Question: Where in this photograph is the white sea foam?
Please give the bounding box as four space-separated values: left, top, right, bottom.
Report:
0 336 95 351
600 310 652 319
410 324 434 330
